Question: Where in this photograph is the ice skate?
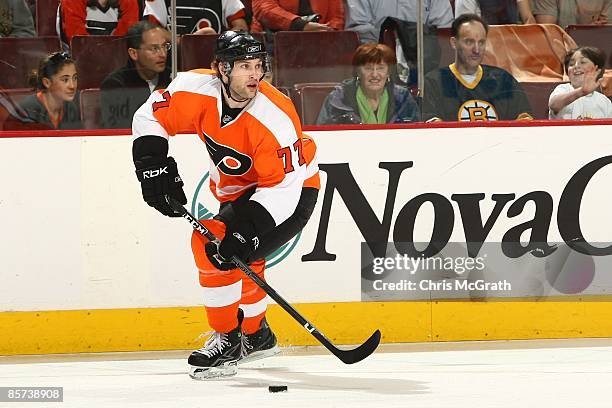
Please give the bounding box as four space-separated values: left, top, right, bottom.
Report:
239 317 280 364
188 325 242 380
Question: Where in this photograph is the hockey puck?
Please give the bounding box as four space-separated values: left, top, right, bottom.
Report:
268 385 288 393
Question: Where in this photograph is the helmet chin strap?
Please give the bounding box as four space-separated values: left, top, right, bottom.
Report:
222 74 251 104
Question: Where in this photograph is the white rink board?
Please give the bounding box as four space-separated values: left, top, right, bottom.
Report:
1 124 611 311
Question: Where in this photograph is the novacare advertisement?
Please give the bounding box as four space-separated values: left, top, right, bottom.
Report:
1 124 611 311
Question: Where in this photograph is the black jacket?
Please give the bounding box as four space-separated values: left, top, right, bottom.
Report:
100 60 171 129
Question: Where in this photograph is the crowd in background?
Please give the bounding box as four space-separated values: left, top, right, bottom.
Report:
0 0 611 131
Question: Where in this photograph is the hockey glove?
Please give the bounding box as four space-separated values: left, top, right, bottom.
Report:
204 241 237 271
135 156 187 217
205 220 259 270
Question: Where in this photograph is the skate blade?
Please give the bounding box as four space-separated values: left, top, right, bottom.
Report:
239 345 281 365
189 361 238 380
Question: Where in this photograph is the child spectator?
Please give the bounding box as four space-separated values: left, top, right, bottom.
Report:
20 52 83 129
0 0 35 37
317 43 419 124
549 46 612 119
58 0 140 47
143 0 248 34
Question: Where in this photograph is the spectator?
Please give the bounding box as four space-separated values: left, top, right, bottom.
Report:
0 0 35 37
532 0 611 27
549 46 612 119
317 43 419 125
454 0 536 24
19 52 82 129
251 0 344 32
101 20 171 129
422 13 533 122
143 0 248 35
58 0 140 47
345 0 453 45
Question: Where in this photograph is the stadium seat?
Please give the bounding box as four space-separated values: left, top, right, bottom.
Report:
0 88 52 130
437 28 453 68
293 82 339 125
2 88 35 104
179 34 220 72
36 0 60 36
521 81 565 119
381 26 453 71
273 31 359 88
276 86 291 98
566 25 612 69
0 37 61 89
71 36 128 90
80 88 101 129
180 32 265 71
602 70 612 97
483 24 576 82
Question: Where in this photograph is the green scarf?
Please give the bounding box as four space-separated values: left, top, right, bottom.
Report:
356 86 389 124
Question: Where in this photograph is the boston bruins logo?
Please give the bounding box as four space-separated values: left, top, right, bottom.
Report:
458 99 499 121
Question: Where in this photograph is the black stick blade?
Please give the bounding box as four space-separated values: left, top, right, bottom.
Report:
332 330 381 364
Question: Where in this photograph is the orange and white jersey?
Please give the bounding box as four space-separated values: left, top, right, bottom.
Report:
133 69 309 226
301 133 320 190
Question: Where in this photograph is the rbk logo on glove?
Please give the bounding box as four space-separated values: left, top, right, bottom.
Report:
232 232 246 244
135 156 187 217
143 166 169 179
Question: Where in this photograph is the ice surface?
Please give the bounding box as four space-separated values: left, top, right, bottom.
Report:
2 341 611 407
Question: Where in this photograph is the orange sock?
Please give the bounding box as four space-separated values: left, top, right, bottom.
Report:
205 302 241 333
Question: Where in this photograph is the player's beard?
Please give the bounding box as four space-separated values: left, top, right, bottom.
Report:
231 82 257 101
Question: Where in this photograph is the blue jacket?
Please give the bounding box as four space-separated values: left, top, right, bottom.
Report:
316 78 420 125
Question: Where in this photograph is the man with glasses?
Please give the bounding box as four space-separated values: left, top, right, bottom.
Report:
131 31 319 379
101 20 172 129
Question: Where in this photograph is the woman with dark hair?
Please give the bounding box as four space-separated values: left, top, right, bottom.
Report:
19 52 83 129
549 46 612 119
57 0 139 46
316 43 419 125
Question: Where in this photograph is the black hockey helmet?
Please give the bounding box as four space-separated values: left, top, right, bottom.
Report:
215 31 269 78
215 31 267 63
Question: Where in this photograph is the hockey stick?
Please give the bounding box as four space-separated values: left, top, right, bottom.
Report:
165 196 381 364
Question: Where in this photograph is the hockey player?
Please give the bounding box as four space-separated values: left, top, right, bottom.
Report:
131 31 319 379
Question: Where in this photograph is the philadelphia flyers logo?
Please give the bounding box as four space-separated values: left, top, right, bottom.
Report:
171 6 222 34
458 99 498 121
204 133 252 176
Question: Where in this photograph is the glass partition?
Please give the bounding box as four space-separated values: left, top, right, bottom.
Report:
1 1 611 133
